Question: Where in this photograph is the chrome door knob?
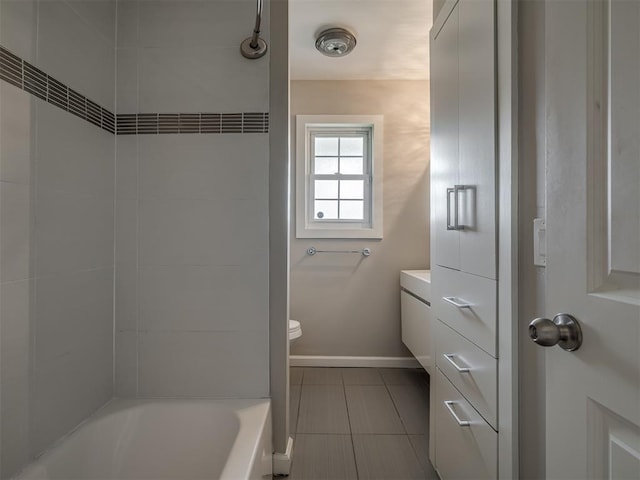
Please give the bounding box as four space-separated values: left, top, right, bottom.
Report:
528 313 583 352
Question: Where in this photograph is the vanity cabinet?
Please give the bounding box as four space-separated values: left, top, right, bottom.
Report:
429 0 499 479
400 270 433 375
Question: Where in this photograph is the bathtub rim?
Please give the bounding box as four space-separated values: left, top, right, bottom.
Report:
14 397 272 480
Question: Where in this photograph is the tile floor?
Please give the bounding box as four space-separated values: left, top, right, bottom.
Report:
288 367 438 480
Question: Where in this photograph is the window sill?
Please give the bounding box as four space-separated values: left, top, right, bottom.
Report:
296 225 383 239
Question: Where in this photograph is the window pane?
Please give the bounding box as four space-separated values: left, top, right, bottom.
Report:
340 157 364 174
340 137 364 156
340 200 364 220
340 180 364 199
315 180 338 199
315 137 339 156
314 157 339 174
315 200 338 219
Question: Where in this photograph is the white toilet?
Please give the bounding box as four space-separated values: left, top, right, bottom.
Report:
289 320 302 343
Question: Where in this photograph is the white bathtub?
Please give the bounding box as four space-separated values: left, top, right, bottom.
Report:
16 399 272 480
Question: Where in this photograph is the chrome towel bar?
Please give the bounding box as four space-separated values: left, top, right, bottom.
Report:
306 246 371 257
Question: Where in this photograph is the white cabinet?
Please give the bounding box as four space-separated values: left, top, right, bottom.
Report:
436 319 497 430
430 0 499 478
431 3 460 272
434 368 497 480
432 265 497 357
400 270 433 374
431 0 496 281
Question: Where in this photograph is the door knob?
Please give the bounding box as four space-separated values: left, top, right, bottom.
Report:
528 313 583 352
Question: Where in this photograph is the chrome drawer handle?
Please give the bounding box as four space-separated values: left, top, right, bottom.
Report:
442 296 471 308
446 188 456 230
443 354 471 373
444 401 471 427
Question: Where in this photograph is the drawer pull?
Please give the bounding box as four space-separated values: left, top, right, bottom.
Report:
443 353 471 373
442 296 472 308
444 401 471 427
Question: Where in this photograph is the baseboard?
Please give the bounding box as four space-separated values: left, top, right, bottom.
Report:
273 436 294 476
289 355 420 368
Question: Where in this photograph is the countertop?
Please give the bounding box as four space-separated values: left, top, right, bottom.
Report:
400 269 431 303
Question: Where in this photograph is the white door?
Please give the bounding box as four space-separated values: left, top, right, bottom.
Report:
543 0 640 478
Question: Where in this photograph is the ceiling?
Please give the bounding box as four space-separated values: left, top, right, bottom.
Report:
290 0 433 81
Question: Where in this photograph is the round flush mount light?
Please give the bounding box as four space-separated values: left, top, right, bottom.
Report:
315 27 357 57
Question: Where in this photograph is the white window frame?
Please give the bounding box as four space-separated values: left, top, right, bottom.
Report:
296 114 384 239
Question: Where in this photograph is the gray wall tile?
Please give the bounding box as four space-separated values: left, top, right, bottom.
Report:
36 102 115 198
115 331 137 397
35 192 114 275
0 0 37 64
38 1 115 109
0 182 32 282
138 331 269 398
0 85 33 184
65 0 117 44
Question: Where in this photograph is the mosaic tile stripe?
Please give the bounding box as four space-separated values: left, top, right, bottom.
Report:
0 46 116 133
0 45 269 136
115 112 269 135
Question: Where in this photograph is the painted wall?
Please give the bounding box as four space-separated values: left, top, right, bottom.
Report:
433 0 446 20
290 80 430 358
0 1 116 477
114 0 271 398
518 1 547 478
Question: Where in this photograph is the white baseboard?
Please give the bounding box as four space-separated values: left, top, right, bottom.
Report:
289 355 420 368
273 436 294 476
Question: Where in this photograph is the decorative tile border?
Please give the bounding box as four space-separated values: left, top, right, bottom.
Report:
0 45 268 135
116 112 269 135
1 46 116 133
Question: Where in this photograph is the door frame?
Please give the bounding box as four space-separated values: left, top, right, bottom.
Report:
496 0 519 478
271 0 520 476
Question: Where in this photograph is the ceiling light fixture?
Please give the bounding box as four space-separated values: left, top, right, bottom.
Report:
315 27 357 57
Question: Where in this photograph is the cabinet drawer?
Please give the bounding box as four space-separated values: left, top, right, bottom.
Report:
401 291 433 374
432 265 497 356
434 368 497 480
436 319 497 429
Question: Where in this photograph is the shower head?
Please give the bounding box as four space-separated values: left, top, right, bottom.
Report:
315 27 357 57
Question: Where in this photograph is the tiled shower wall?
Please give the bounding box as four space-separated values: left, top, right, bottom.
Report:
0 1 116 477
113 0 270 398
1 0 271 477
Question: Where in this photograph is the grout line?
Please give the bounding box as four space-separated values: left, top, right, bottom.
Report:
340 367 361 479
111 0 118 395
291 382 302 437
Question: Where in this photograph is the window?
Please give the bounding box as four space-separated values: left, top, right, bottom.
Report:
296 115 383 239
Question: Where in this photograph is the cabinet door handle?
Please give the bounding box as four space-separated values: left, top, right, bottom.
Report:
444 401 471 427
446 188 456 230
442 296 472 308
443 354 471 373
453 185 464 230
